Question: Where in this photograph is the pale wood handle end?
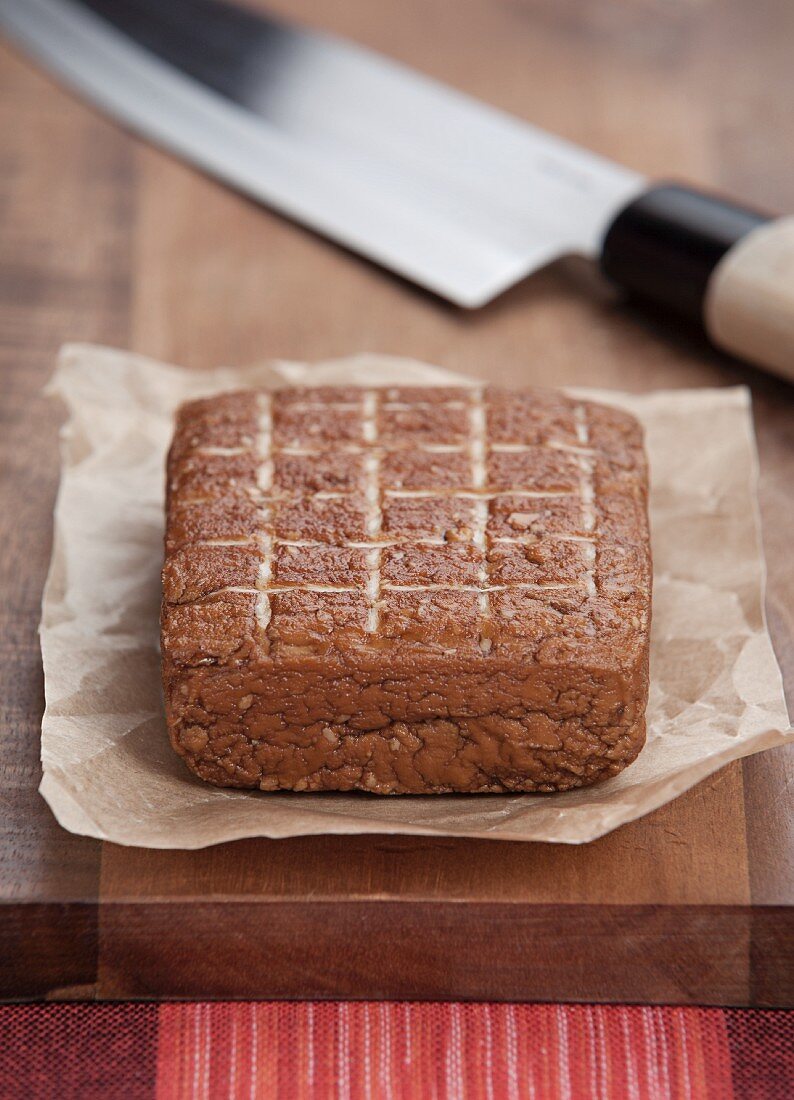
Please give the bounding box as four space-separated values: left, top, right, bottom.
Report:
704 217 794 384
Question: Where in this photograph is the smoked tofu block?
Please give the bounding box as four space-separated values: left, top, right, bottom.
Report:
161 385 651 793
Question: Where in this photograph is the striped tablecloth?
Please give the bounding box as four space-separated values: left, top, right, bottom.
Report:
1 1002 791 1098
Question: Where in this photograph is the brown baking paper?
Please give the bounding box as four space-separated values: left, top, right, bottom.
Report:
39 344 792 846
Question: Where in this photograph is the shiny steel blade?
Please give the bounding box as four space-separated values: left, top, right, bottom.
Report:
0 0 645 306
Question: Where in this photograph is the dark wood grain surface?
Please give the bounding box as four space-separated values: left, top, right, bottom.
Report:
0 0 792 1004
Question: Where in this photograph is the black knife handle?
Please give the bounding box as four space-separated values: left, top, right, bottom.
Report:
600 184 794 383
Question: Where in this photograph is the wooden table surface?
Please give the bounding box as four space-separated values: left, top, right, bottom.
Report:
1 0 792 1005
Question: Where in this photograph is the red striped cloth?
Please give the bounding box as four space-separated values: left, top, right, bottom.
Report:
1 1002 791 1099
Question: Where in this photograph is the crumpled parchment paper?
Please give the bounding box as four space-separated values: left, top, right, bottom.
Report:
38 344 792 846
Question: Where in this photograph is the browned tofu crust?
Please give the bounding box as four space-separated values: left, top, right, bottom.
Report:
161 386 651 793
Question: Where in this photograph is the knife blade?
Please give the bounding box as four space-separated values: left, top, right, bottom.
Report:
1 0 793 380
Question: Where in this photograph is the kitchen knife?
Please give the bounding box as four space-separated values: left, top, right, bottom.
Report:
1 0 792 381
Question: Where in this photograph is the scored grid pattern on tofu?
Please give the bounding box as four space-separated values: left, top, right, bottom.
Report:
164 386 620 653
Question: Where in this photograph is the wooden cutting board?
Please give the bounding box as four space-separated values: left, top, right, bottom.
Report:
1 0 792 1006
